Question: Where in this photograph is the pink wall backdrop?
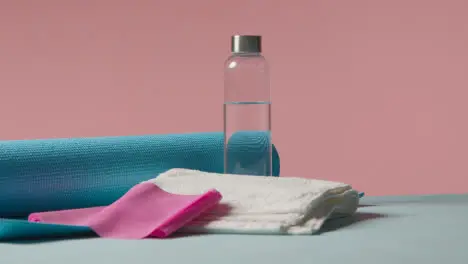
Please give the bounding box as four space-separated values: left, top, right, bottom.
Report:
1 0 467 196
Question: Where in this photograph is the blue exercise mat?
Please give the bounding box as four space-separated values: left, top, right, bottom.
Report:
0 132 280 240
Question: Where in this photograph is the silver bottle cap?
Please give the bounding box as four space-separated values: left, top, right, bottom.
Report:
231 35 262 53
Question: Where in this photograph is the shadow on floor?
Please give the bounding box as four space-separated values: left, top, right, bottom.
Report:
357 204 376 208
0 232 96 245
319 211 387 234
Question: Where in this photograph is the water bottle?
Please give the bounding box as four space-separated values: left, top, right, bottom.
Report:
223 35 272 176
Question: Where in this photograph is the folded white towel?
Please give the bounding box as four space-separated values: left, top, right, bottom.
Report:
147 169 359 235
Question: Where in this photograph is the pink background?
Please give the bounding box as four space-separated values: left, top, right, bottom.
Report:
1 0 467 196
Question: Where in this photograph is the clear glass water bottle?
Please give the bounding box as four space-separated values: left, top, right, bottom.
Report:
223 35 272 176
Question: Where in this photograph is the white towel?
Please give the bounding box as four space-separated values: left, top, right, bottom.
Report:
147 169 359 235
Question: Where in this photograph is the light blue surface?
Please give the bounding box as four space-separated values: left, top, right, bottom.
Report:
1 194 467 264
0 132 280 239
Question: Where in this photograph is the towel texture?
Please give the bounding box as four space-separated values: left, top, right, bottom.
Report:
28 183 222 239
148 169 360 235
0 132 280 240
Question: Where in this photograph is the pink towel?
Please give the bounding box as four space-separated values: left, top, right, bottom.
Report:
28 182 222 239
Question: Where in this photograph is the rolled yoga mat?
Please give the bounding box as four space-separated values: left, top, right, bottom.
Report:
0 132 280 240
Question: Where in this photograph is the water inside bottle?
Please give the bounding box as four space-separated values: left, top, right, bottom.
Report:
223 101 272 176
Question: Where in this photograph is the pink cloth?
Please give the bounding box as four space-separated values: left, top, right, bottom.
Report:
28 182 222 239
